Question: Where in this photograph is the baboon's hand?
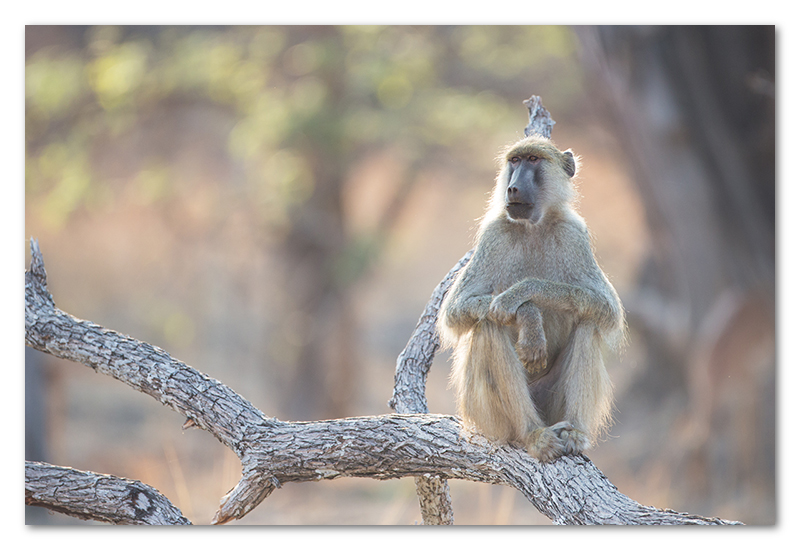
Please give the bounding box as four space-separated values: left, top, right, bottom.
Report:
517 331 547 375
443 295 492 332
515 301 547 373
550 421 590 455
464 295 492 322
488 291 522 325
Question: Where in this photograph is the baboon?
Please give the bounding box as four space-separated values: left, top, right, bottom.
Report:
438 135 624 462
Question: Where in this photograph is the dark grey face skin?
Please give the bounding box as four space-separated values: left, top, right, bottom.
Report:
505 155 544 224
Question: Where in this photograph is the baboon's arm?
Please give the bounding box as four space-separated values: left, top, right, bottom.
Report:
442 292 493 334
490 278 620 330
439 243 500 334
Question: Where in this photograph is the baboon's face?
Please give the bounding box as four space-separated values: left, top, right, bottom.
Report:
505 153 545 224
499 137 575 225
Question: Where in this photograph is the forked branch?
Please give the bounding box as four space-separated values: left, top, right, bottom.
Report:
24 238 740 525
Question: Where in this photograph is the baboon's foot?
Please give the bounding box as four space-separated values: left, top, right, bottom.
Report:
526 426 567 463
550 421 590 456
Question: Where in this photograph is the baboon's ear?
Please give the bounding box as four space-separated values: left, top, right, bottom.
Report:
561 150 576 178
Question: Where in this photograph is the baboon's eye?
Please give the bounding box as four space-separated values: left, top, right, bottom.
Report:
510 156 520 164
529 155 539 162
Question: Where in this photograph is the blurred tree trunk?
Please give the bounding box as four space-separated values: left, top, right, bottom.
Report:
577 26 775 522
25 348 53 524
281 28 356 421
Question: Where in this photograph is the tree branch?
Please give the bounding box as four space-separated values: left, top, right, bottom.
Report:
389 250 473 416
25 461 191 525
25 239 277 456
25 237 741 525
387 249 472 524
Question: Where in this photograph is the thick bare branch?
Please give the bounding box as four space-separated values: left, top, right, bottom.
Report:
25 461 191 525
25 239 741 525
212 414 742 526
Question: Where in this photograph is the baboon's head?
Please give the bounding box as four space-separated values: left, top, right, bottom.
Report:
496 136 577 224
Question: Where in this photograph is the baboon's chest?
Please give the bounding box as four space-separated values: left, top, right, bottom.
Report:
492 231 577 353
492 235 570 292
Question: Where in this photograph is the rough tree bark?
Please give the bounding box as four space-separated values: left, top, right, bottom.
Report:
25 462 191 525
24 238 740 525
24 97 742 526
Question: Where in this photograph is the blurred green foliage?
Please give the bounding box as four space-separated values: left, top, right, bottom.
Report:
26 25 583 234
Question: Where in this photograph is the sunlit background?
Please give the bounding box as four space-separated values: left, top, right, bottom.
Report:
24 25 775 525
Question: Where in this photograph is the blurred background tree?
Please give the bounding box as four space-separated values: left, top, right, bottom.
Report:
24 25 774 525
578 26 775 522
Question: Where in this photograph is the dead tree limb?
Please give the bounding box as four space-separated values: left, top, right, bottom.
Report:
523 94 556 139
25 461 191 525
24 237 740 524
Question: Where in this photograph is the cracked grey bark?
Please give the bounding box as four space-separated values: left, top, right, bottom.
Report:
25 461 191 525
523 95 555 139
25 239 741 525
